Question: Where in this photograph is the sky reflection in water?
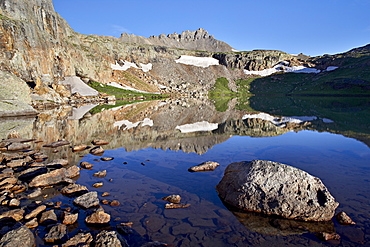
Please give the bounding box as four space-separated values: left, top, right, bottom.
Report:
78 129 370 246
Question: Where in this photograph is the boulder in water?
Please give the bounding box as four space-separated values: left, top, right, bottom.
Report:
216 160 339 221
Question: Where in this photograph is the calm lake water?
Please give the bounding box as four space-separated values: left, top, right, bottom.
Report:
2 96 369 246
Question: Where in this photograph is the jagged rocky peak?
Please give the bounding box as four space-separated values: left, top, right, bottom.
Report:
120 28 234 52
154 28 213 41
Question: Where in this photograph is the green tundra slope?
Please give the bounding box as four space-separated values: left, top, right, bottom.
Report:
247 44 370 95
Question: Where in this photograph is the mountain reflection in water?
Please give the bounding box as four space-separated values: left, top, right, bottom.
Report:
1 96 369 246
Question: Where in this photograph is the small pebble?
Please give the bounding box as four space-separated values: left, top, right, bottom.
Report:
92 182 103 188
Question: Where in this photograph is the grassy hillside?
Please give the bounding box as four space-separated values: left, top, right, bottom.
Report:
247 44 370 95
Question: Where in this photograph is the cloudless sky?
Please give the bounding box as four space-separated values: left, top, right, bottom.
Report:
53 0 370 56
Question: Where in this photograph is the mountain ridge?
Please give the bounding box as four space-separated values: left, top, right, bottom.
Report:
120 28 234 52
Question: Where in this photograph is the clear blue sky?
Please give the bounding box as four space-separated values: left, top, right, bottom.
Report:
53 0 370 57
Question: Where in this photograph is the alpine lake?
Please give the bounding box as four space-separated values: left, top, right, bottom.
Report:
1 95 369 247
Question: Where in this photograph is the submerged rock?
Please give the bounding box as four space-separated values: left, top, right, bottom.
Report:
336 211 356 225
165 203 190 209
110 200 120 206
93 170 107 177
216 160 339 221
116 224 133 235
188 161 220 172
316 232 341 241
94 230 128 247
162 194 181 204
62 232 93 247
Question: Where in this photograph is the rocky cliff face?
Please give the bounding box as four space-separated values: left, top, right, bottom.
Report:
213 50 295 71
120 28 234 53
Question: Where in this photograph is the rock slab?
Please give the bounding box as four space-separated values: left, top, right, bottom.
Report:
73 191 99 209
0 223 35 247
216 160 339 221
188 161 220 172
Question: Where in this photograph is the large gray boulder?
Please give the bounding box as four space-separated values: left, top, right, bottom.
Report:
216 160 339 221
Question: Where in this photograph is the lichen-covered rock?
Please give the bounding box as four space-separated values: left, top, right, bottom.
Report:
62 232 93 247
85 209 110 224
94 231 128 247
73 191 99 209
162 195 181 204
62 211 78 225
216 160 339 221
44 223 67 243
336 211 356 225
60 183 88 195
28 166 79 187
0 71 37 117
24 205 46 220
93 170 107 177
80 161 94 169
91 139 109 146
39 210 57 225
90 146 104 155
188 161 220 172
0 209 25 221
0 222 35 247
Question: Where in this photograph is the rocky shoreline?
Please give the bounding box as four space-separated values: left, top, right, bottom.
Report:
0 135 177 246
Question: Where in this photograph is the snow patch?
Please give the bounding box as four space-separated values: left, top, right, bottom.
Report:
322 118 334 123
111 61 153 72
244 62 321 77
242 113 334 127
139 63 153 72
59 76 99 96
114 118 154 130
325 66 338 71
175 55 219 68
175 121 218 133
68 104 98 120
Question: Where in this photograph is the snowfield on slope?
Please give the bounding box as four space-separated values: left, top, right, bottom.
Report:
244 61 338 77
175 121 219 133
111 61 152 72
175 55 219 68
